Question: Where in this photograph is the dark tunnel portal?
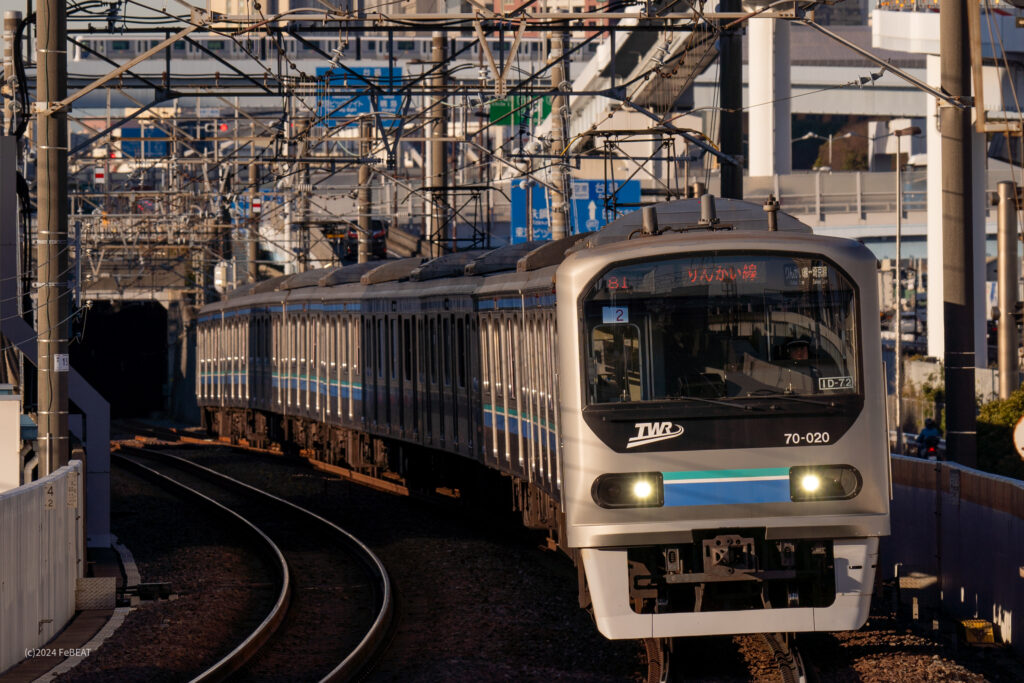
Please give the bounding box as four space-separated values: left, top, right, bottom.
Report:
71 301 168 418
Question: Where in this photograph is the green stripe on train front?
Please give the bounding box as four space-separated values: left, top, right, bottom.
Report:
664 467 789 482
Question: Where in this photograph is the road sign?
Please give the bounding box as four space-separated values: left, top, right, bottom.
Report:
488 96 551 127
316 66 404 127
94 167 105 184
510 178 641 243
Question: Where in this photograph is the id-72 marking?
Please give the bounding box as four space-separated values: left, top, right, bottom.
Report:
785 432 831 445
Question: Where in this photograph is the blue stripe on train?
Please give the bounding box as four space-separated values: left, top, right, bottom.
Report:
662 479 791 506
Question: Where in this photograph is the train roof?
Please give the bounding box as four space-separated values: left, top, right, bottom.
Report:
203 198 815 315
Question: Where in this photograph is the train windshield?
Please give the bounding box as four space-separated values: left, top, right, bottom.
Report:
582 253 859 405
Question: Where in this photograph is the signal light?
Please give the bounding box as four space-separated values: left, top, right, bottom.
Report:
219 123 229 132
789 465 862 501
592 472 664 509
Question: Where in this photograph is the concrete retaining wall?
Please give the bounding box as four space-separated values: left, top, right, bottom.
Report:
0 462 84 674
882 455 1024 653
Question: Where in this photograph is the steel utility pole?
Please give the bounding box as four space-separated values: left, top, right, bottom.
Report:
36 0 69 474
941 0 976 466
719 0 742 199
548 24 570 240
358 117 372 264
997 181 1018 398
893 125 920 455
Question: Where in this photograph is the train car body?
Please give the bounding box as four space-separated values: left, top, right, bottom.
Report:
196 198 889 641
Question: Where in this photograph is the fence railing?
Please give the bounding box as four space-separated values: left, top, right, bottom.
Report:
0 462 84 674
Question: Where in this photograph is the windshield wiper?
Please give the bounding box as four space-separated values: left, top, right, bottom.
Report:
664 396 768 411
591 396 768 420
745 390 840 409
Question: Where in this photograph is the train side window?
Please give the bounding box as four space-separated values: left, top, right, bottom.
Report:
456 318 466 388
403 318 412 381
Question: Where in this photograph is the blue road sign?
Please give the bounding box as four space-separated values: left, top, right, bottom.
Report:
510 178 641 243
316 66 404 127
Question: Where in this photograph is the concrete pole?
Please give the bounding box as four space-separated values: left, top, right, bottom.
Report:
283 99 295 275
894 143 903 455
429 32 447 257
746 15 791 177
36 0 69 474
248 153 258 282
998 181 1019 398
3 12 19 133
296 116 309 273
940 0 976 467
548 26 569 240
358 118 372 264
719 0 743 198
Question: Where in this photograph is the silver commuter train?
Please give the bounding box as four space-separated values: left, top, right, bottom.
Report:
196 197 890 641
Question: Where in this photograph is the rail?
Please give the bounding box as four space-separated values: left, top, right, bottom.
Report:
118 445 394 681
112 451 292 682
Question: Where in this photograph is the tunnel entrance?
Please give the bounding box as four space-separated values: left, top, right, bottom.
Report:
70 301 168 418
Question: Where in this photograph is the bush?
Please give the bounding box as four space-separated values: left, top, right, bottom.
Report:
976 387 1024 480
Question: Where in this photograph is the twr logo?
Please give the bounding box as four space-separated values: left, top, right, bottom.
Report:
627 422 685 448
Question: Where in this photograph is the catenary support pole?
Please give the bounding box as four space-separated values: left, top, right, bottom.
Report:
719 0 743 199
548 24 569 240
36 0 69 474
358 117 372 264
998 181 1019 398
430 32 447 257
941 0 977 466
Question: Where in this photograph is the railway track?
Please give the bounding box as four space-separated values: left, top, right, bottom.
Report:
113 444 393 681
645 633 807 683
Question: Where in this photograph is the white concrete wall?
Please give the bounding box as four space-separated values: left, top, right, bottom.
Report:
0 462 84 675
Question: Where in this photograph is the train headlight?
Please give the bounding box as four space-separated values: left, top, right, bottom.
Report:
789 465 862 501
592 472 664 509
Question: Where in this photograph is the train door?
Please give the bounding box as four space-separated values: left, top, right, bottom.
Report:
480 315 497 468
318 314 327 424
505 314 523 475
401 316 414 439
441 315 453 447
375 316 387 431
428 316 441 448
415 317 425 441
523 312 537 484
455 315 471 456
389 315 400 434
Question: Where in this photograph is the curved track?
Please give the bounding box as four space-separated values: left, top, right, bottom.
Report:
113 445 393 681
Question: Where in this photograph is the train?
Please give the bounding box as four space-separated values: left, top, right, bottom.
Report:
196 196 890 645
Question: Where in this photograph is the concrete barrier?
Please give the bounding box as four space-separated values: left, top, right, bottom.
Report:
882 455 1024 653
0 462 84 674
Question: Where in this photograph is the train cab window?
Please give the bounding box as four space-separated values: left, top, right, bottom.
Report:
582 253 860 407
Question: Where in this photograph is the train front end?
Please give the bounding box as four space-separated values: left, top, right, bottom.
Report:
557 231 889 639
